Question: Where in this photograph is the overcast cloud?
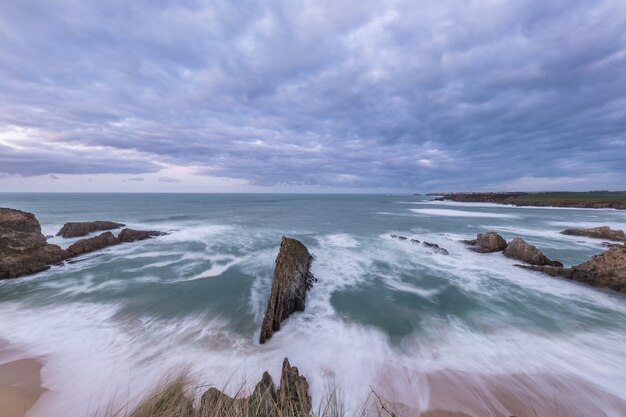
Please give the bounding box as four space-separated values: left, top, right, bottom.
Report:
1 0 625 192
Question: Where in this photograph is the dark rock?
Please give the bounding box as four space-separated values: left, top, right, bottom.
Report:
504 238 562 266
422 241 450 255
198 358 310 417
410 239 421 244
67 232 120 256
118 228 165 243
463 231 508 253
602 242 622 248
1 208 71 279
520 245 626 292
561 226 626 242
260 236 314 344
57 221 125 238
45 235 54 240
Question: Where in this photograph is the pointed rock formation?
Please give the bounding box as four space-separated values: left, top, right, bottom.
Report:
561 226 626 242
521 243 626 293
260 236 314 344
199 358 311 417
504 237 562 267
463 231 508 253
57 221 125 238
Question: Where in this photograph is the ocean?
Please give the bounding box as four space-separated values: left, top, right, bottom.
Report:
1 193 625 416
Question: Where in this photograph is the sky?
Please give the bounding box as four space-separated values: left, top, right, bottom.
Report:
0 0 625 193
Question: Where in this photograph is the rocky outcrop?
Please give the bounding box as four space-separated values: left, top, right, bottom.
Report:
118 228 165 243
199 358 311 417
504 237 562 267
0 208 71 279
463 231 508 253
520 244 626 293
561 226 626 242
390 235 450 255
56 221 125 238
67 232 120 256
260 237 314 344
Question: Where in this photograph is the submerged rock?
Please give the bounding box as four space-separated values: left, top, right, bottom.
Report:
520 244 626 293
118 228 165 243
504 237 562 267
463 231 508 253
67 232 120 256
390 235 449 255
56 221 125 238
561 226 626 242
199 358 310 417
1 208 71 279
260 236 315 344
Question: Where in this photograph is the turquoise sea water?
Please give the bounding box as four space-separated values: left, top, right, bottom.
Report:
1 193 625 416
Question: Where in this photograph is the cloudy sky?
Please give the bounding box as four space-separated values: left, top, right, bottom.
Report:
1 0 625 193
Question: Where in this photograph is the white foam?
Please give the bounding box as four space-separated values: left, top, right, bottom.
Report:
410 208 519 218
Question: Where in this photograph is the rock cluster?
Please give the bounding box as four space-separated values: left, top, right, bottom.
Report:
504 237 563 267
199 358 311 417
1 208 164 280
463 231 508 253
561 226 626 242
521 244 626 293
0 208 71 278
56 221 125 238
390 235 449 255
260 236 315 344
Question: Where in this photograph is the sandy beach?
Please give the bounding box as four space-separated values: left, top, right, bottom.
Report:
0 348 46 417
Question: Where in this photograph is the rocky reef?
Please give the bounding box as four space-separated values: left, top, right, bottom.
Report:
390 235 449 255
462 231 508 253
521 244 626 293
199 358 311 417
260 236 315 344
561 226 626 242
504 237 563 267
57 221 125 238
1 208 164 279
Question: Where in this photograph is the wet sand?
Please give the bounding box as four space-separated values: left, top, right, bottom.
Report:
0 355 46 417
375 369 626 417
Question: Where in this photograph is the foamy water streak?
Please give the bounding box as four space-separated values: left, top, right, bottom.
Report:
0 193 625 417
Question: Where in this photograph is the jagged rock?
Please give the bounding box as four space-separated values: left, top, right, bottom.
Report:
67 232 120 256
57 221 125 238
422 241 450 255
602 242 623 248
260 236 314 344
520 244 626 292
561 226 626 242
390 235 449 255
463 231 508 253
1 208 71 279
504 237 562 266
198 358 310 417
118 228 165 243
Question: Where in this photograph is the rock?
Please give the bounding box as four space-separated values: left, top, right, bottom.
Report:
56 221 125 238
277 358 312 415
561 226 626 242
422 241 450 255
198 358 310 417
1 208 71 279
519 244 626 292
391 235 449 255
117 228 164 243
504 237 562 266
463 231 508 253
602 242 623 248
260 236 314 344
67 232 120 256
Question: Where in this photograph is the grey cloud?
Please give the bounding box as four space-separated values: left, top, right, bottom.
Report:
0 0 625 191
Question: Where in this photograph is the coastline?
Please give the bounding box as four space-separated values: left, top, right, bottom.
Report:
0 356 46 417
429 192 626 210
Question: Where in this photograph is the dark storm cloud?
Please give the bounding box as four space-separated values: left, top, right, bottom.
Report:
0 0 625 190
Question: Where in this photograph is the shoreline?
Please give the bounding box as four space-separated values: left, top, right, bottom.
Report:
428 192 626 210
0 357 46 417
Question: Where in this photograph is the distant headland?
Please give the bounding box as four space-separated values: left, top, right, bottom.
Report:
424 191 626 210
